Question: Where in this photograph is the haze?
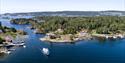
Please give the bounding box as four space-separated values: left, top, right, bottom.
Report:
0 0 125 14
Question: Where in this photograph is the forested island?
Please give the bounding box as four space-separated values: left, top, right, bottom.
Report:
10 16 125 42
10 18 37 25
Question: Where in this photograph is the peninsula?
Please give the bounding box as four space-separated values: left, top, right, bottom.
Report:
0 21 26 46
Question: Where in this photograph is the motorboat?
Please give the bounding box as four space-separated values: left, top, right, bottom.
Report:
0 47 11 54
6 51 11 54
0 50 11 54
23 45 26 48
8 49 16 51
41 48 49 56
8 43 25 46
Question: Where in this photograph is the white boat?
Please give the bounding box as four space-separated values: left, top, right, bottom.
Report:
8 43 25 46
105 35 109 39
42 48 49 56
8 49 16 51
6 51 11 54
0 50 11 54
23 45 26 48
113 36 117 39
118 34 124 38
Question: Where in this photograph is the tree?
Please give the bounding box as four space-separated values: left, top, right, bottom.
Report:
0 37 3 44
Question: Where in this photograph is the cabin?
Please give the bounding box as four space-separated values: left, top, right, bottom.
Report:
77 30 88 37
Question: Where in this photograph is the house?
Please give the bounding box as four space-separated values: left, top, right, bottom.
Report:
4 36 13 42
77 30 88 37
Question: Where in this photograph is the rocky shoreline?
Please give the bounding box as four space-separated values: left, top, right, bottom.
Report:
92 34 125 39
40 33 125 42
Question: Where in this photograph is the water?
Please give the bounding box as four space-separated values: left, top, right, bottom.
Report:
0 17 125 63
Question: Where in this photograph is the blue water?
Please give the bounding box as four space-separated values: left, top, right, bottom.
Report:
0 18 125 63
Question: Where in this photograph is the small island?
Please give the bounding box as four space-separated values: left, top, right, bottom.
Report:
10 16 125 42
10 18 37 25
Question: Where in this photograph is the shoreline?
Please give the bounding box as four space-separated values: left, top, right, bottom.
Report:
92 34 125 39
40 38 73 43
40 33 125 42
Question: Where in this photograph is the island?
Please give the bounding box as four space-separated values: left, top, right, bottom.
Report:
10 16 125 42
10 18 37 25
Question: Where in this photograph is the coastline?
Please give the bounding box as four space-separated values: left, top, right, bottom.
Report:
92 33 125 39
39 33 91 42
40 38 73 42
40 33 125 42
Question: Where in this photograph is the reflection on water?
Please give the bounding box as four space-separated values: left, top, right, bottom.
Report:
0 53 7 59
92 36 124 47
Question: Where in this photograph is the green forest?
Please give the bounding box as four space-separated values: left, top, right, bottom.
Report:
11 16 125 34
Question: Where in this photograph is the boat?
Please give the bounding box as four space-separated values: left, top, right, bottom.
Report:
6 51 11 54
23 45 26 48
113 36 117 39
8 49 16 51
0 50 11 54
8 43 25 46
0 47 11 54
41 48 50 56
118 34 124 38
105 35 109 39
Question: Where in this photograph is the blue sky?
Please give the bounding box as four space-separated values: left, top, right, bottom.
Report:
0 0 125 14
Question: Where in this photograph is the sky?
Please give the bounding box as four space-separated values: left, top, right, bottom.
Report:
0 0 125 14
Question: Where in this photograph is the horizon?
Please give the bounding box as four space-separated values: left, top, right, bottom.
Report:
1 10 125 14
0 0 125 14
